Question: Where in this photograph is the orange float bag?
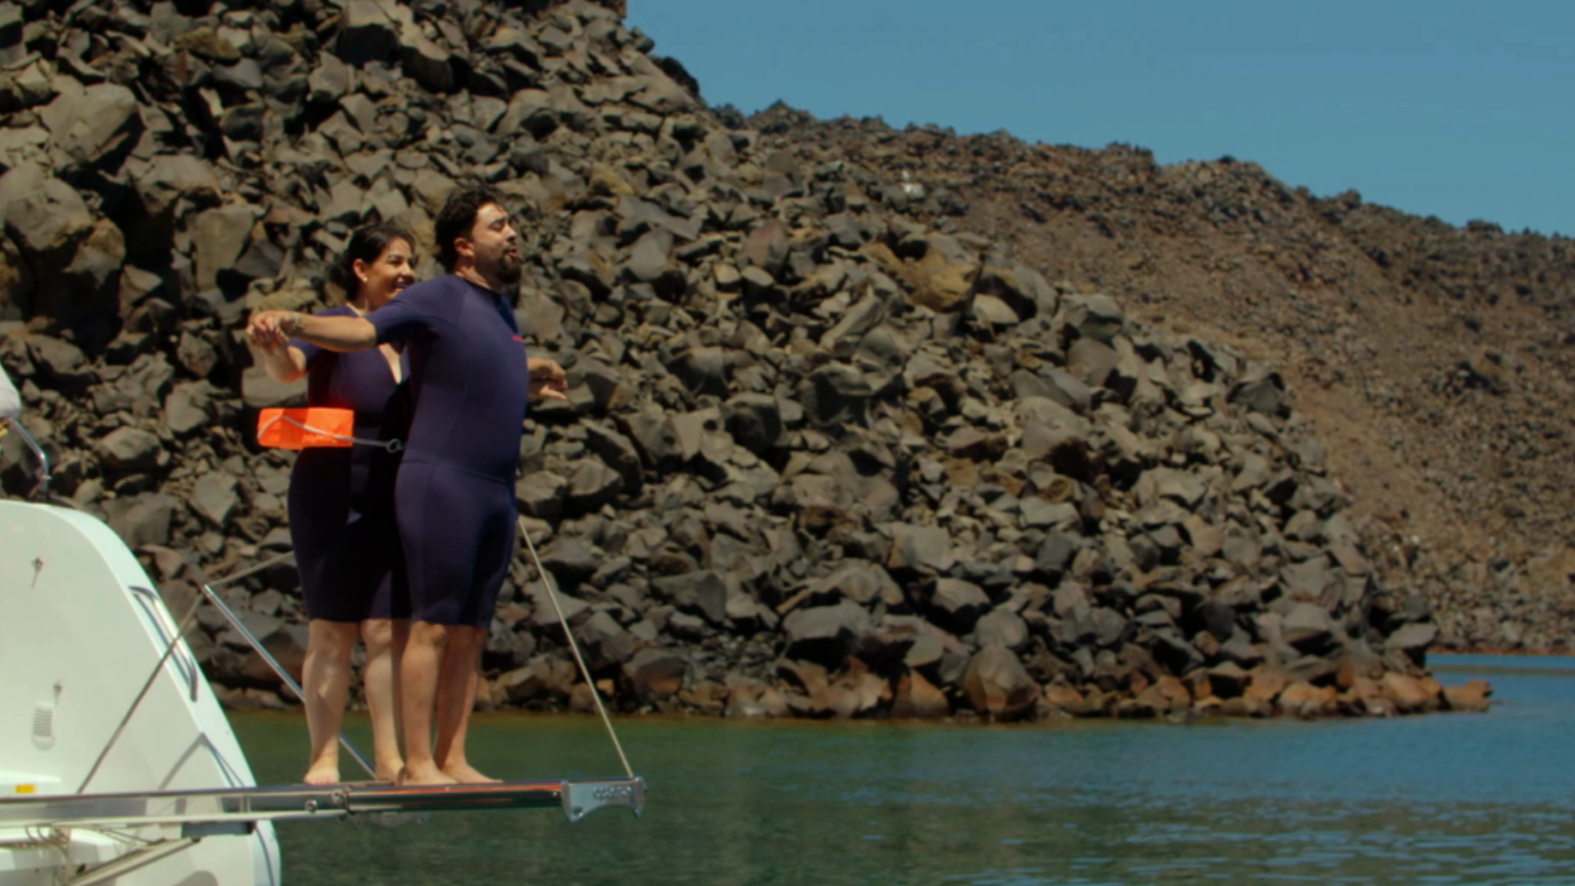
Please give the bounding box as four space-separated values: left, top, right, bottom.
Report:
256 408 356 449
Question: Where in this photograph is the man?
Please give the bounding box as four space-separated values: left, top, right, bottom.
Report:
249 188 567 785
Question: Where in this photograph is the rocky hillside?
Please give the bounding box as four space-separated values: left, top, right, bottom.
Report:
0 0 1490 720
742 109 1575 652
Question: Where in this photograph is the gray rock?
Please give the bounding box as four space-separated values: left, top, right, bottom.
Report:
650 571 728 625
1281 603 1335 651
95 427 163 472
191 204 260 291
102 492 179 548
727 393 783 454
337 0 402 66
191 472 238 528
39 82 142 170
929 578 990 633
540 537 600 583
1062 294 1126 344
565 458 624 512
974 609 1030 652
574 610 636 672
783 599 872 668
584 424 642 494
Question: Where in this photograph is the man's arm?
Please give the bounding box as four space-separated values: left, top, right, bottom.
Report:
527 357 568 401
248 310 376 353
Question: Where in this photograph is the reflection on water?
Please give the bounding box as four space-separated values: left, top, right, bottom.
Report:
232 655 1575 885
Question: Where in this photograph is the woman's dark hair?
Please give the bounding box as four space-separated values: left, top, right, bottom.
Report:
433 187 507 271
328 223 416 298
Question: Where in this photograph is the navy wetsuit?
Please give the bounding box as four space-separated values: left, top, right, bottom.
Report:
287 305 410 623
368 276 530 627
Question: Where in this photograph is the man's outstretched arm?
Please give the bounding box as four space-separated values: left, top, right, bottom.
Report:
248 310 377 352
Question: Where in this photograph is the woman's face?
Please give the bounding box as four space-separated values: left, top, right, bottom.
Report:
354 237 416 306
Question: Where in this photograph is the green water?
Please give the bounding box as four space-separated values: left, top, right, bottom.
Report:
233 655 1575 885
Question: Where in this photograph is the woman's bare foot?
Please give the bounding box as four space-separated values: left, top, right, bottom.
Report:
374 760 404 784
303 759 341 786
397 762 457 786
442 762 501 784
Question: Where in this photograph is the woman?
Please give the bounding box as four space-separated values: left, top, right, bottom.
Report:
250 224 417 785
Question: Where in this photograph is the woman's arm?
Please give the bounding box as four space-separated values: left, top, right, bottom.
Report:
254 338 309 384
248 310 376 352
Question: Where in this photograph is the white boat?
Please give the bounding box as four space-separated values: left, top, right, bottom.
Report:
0 421 642 885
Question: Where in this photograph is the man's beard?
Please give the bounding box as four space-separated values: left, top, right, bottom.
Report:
484 246 523 285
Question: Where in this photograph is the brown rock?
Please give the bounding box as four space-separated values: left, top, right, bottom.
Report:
891 670 950 719
1442 679 1493 713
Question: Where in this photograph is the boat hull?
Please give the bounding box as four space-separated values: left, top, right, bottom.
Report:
0 500 281 885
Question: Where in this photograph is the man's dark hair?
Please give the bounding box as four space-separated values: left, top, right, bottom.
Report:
328 223 416 298
434 187 508 271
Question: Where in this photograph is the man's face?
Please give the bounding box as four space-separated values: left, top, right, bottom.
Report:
463 202 522 285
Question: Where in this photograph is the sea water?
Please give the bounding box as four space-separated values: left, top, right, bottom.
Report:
232 655 1575 885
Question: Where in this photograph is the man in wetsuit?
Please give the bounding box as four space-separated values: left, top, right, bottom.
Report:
248 188 567 785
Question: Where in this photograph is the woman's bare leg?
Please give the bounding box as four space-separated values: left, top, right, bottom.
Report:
360 618 409 782
303 620 359 785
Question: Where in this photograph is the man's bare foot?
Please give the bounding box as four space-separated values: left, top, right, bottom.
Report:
374 759 404 784
442 762 500 784
303 759 341 786
397 763 457 786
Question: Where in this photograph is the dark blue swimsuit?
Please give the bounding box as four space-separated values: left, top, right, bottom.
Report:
287 305 410 623
369 276 530 626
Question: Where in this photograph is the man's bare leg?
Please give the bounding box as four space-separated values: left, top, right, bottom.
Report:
360 618 408 782
302 620 358 785
397 620 456 785
433 625 497 783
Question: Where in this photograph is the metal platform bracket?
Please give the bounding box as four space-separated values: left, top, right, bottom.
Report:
0 776 647 833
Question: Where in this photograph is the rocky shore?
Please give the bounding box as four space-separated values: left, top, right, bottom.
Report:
0 0 1492 720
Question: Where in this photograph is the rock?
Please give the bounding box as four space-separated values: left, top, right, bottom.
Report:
574 610 636 672
500 655 577 703
540 537 599 583
962 644 1040 719
191 204 260 291
1380 671 1437 714
1385 622 1438 659
783 599 871 668
1281 603 1334 650
928 578 990 634
1442 679 1492 713
728 393 783 454
516 471 568 521
102 493 179 548
622 647 686 703
338 0 403 65
191 472 238 529
1206 661 1250 699
565 458 624 511
891 670 950 719
95 427 164 472
649 571 728 625
973 609 1029 652
39 83 142 170
0 164 93 261
1277 681 1337 718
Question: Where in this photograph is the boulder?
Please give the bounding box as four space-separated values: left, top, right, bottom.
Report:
962 644 1040 719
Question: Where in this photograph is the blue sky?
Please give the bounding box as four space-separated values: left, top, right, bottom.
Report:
626 1 1574 238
